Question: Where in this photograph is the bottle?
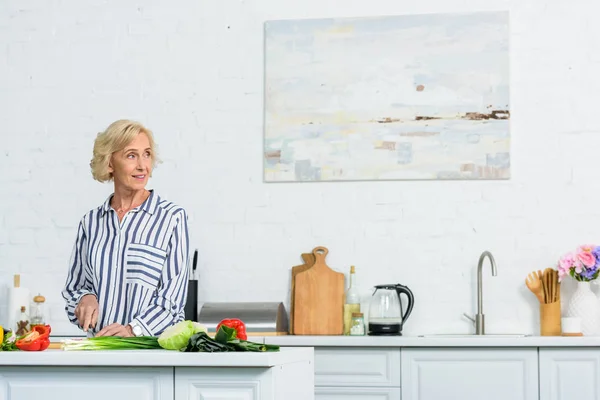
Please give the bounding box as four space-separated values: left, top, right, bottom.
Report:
30 294 46 327
343 266 361 335
15 306 30 336
350 312 366 336
7 274 30 332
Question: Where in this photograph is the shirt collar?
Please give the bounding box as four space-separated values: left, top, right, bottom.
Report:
100 189 158 217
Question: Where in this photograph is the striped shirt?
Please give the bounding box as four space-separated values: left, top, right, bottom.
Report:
61 190 190 336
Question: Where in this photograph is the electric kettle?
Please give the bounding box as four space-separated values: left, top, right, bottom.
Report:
368 283 415 336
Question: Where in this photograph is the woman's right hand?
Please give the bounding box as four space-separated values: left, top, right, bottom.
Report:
75 294 99 332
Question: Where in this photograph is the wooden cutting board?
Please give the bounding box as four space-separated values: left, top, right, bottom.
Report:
293 246 345 335
289 252 316 334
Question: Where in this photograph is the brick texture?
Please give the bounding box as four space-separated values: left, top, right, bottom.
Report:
1 0 599 336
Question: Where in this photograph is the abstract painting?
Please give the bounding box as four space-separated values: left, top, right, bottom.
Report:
263 11 510 182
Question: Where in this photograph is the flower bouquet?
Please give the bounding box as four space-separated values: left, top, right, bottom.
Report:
557 245 600 282
558 244 600 335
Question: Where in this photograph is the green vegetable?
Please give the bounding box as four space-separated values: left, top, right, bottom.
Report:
182 325 280 353
215 324 238 343
1 330 18 351
183 332 233 352
158 320 197 350
61 336 162 351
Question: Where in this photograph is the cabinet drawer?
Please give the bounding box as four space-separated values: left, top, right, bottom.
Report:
316 386 401 399
315 347 400 387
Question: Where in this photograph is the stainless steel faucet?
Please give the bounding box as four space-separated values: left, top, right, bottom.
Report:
463 251 498 334
474 250 497 334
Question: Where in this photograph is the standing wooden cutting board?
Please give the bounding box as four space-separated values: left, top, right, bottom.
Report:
293 246 345 335
289 252 316 334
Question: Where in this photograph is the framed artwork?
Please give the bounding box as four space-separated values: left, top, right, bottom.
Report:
263 11 510 182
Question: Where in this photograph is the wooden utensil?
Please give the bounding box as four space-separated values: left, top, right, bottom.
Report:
542 267 558 303
556 270 561 302
289 252 316 334
293 246 345 335
526 271 544 303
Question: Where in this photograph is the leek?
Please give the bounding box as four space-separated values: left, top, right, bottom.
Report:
61 336 162 351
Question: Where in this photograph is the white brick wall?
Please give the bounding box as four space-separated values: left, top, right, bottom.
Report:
1 0 599 337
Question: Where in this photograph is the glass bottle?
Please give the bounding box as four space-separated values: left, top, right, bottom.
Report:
30 294 46 327
350 312 365 336
343 265 361 335
16 306 30 336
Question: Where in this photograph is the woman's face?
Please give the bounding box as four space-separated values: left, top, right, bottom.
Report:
108 132 153 192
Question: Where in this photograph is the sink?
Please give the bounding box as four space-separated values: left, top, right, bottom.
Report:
418 334 529 338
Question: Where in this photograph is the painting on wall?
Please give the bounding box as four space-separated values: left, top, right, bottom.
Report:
263 11 510 182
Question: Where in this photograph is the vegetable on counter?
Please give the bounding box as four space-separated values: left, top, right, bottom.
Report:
215 318 248 340
156 319 279 353
1 327 23 351
158 320 207 350
182 324 279 353
1 327 18 352
61 336 162 351
15 325 51 351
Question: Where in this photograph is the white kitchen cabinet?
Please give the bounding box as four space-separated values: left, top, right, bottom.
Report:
401 348 538 400
175 363 314 400
314 347 401 387
540 348 600 400
0 367 173 400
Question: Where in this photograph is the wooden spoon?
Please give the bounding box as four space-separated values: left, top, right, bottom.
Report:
555 269 561 302
526 271 545 303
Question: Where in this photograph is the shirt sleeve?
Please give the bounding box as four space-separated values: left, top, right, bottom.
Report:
61 219 95 326
131 210 190 336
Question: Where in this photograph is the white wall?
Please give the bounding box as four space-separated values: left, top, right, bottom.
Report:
1 0 599 337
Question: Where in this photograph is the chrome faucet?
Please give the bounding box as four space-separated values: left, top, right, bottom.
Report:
464 251 498 335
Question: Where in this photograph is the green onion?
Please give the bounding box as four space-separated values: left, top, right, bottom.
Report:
61 336 162 351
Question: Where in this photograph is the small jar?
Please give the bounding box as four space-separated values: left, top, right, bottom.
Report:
350 312 365 336
30 294 46 327
16 306 30 336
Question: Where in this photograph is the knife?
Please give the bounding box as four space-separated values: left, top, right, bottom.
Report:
192 249 198 281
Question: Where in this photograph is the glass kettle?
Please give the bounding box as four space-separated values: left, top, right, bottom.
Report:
368 283 415 336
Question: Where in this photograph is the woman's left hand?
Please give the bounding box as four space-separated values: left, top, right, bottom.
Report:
96 323 134 337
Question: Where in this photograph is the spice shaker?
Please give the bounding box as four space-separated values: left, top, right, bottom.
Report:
350 312 366 336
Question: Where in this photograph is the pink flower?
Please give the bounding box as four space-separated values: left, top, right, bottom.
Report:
558 252 575 271
558 251 584 276
558 268 568 282
577 249 596 268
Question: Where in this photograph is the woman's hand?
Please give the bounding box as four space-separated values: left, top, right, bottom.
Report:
75 294 99 332
96 323 134 337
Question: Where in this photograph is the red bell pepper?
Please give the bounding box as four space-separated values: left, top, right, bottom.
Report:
15 324 51 351
216 319 248 340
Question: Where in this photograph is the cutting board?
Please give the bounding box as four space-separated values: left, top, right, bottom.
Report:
293 246 345 335
289 252 316 334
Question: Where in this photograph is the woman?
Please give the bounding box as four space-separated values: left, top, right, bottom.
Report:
61 119 190 337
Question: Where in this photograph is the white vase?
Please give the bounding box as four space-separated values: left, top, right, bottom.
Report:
566 281 600 335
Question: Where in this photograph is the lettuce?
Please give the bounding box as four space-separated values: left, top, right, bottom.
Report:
158 320 197 350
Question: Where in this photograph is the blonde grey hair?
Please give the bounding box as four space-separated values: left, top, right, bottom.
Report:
90 119 160 182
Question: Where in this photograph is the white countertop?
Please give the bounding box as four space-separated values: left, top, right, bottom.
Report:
0 347 313 367
259 334 600 347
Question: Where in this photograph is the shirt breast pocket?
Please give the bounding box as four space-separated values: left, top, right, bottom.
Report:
126 243 167 289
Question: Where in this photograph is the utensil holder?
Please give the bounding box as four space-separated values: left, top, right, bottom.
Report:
540 301 561 336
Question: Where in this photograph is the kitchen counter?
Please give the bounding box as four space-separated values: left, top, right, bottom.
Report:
0 346 311 367
0 347 314 400
257 334 600 347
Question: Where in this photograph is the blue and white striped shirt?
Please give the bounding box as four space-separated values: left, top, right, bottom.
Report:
62 190 190 336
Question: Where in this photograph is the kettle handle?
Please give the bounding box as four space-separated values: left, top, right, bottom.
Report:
396 284 414 323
